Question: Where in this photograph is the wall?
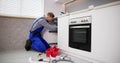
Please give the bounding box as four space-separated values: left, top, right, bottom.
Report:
0 0 59 52
44 0 64 17
0 0 44 17
21 0 44 17
0 0 21 15
0 17 34 51
0 17 57 51
58 5 120 63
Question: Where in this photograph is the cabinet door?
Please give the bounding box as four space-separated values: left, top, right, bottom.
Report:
21 0 44 17
58 16 69 50
0 0 21 15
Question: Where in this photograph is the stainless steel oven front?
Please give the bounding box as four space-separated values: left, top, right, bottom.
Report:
69 16 91 52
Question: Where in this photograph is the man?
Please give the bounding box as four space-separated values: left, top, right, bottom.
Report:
25 12 57 52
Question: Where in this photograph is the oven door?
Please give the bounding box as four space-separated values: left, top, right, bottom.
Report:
69 24 91 52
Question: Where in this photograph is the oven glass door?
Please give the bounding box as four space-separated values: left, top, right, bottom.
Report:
69 24 91 52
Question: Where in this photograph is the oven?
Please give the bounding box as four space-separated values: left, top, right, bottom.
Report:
69 16 91 52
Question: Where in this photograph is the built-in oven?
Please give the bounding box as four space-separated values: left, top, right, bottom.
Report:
69 16 91 52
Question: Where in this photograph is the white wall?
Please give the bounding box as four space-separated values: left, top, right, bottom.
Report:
58 5 120 63
0 0 21 15
21 0 44 17
0 0 64 17
0 0 44 17
44 0 64 17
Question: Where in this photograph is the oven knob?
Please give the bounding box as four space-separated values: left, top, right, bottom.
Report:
86 19 88 22
81 20 84 22
83 19 86 22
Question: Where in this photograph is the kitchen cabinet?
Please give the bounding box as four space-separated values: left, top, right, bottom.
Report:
58 15 69 50
58 3 120 63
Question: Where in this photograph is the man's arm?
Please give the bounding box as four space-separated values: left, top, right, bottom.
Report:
41 19 57 31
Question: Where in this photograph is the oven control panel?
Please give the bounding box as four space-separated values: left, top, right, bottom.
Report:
69 16 92 25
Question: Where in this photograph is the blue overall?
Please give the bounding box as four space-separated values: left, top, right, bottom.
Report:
29 26 50 52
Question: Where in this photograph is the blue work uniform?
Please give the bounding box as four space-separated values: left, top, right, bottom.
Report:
29 17 57 52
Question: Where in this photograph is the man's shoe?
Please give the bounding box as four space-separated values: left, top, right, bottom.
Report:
25 39 32 51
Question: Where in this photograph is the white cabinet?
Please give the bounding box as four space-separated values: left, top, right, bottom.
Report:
0 0 44 18
58 15 69 50
58 4 120 63
0 0 21 15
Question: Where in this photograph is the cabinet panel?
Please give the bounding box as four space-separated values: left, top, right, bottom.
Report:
58 16 69 50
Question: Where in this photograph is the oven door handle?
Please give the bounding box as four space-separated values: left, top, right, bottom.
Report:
70 26 90 28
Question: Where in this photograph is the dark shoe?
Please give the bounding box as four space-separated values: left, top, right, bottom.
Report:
25 39 32 51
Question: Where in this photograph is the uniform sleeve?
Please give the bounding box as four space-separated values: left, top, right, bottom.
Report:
30 18 43 32
41 19 57 31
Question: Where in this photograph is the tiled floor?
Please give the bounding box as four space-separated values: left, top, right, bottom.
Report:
0 49 41 63
0 49 92 63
